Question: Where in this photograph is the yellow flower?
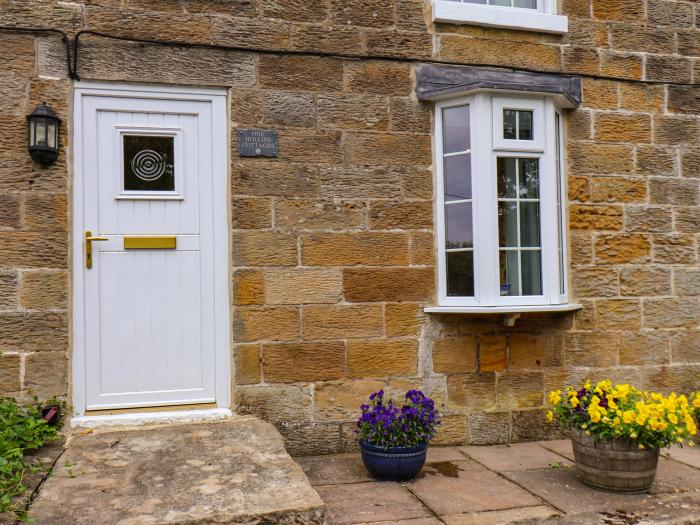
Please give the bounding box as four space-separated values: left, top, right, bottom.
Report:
668 413 678 425
570 396 580 408
635 414 647 426
589 408 602 423
548 390 562 405
613 417 621 427
623 410 636 424
693 397 700 409
546 411 554 422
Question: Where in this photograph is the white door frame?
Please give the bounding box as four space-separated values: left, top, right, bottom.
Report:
71 82 231 416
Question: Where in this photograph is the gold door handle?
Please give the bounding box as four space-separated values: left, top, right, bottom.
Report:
85 230 108 269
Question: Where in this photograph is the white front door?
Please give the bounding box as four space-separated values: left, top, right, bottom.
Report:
72 83 230 413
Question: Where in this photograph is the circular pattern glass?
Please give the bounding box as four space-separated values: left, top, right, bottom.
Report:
131 149 166 181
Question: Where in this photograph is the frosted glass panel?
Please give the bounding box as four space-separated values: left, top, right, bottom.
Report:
124 135 175 191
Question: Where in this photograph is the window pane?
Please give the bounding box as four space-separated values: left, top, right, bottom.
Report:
498 201 518 247
444 154 472 201
518 110 533 140
503 109 517 140
447 251 474 297
443 106 470 154
123 135 175 191
499 250 520 296
492 0 511 5
521 250 543 295
462 0 488 3
513 0 537 8
497 157 517 198
520 202 541 247
446 202 473 249
518 158 539 198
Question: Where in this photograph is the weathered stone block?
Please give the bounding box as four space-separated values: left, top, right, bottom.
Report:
594 233 650 264
643 298 700 329
496 371 544 409
263 341 345 383
343 132 431 166
439 36 561 72
562 47 599 76
674 207 700 232
447 373 496 413
619 332 670 366
0 272 17 310
369 200 432 230
512 409 565 442
365 31 433 59
509 333 563 369
432 414 467 446
262 91 316 128
569 143 634 175
232 197 272 230
385 303 425 337
276 129 344 164
0 313 67 352
343 267 434 302
233 160 318 198
278 422 342 456
23 194 67 231
274 199 367 231
259 55 343 92
654 116 700 145
647 0 693 27
569 204 623 230
570 231 593 265
0 232 67 268
232 306 299 342
347 339 418 378
670 331 700 364
467 412 510 445
291 25 363 55
319 167 402 199
233 344 261 385
211 16 291 49
624 206 672 233
19 271 67 311
232 232 297 266
479 335 506 372
0 354 20 393
0 34 36 74
302 232 408 266
667 86 700 115
610 25 675 55
434 337 477 374
590 176 646 203
674 268 700 297
568 176 591 202
620 267 671 296
681 149 700 178
564 332 618 367
572 267 619 297
265 269 342 305
581 78 618 110
650 177 699 206
302 305 383 340
652 234 695 264
410 231 435 266
331 0 395 27
646 55 693 83
0 195 20 229
390 97 432 133
314 380 384 421
599 51 643 80
595 300 641 330
344 62 412 96
317 94 389 131
594 113 651 143
636 146 676 176
593 0 644 21
261 0 329 22
639 365 700 394
232 269 264 306
24 351 66 399
236 384 312 423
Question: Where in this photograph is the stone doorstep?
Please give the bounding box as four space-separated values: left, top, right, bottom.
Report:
28 416 325 525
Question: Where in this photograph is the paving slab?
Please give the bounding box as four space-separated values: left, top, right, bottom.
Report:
461 443 573 472
440 505 559 525
662 445 700 470
407 459 542 516
296 453 374 486
535 439 574 461
29 417 324 525
426 446 469 464
316 482 433 525
652 457 700 494
368 518 444 525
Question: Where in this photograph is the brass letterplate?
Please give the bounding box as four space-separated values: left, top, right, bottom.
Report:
124 236 177 249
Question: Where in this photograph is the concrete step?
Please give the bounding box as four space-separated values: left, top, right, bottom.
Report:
29 416 325 525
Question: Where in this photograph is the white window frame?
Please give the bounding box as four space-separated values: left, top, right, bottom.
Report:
434 92 569 310
432 0 568 34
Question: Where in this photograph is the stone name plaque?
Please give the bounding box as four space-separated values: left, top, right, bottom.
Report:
237 129 278 158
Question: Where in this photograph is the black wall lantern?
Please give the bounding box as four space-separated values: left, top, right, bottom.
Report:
27 103 60 166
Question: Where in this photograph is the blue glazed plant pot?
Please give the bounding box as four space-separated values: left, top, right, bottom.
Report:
359 441 428 481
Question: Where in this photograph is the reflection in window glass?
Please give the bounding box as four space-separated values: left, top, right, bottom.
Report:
123 135 175 192
447 251 475 297
462 0 537 8
503 109 534 141
497 157 542 297
442 106 471 154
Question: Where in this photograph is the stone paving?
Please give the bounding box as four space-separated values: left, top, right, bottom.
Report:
295 441 700 525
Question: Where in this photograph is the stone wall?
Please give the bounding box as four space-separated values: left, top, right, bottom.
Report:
0 0 698 453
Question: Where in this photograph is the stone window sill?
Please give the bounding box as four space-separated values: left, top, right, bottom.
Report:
424 304 582 314
432 1 568 34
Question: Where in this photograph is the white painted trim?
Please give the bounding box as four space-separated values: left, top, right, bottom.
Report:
432 1 568 34
424 304 582 314
72 83 230 416
70 408 233 428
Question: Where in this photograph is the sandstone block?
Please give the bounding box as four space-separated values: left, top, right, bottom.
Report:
314 380 385 421
594 113 651 143
674 268 700 296
674 207 700 232
619 332 670 366
19 271 67 311
0 272 17 310
643 298 700 329
654 116 700 145
24 351 66 399
301 232 408 266
619 83 664 113
274 199 367 231
0 354 20 393
259 55 343 92
410 232 435 266
594 233 650 264
262 91 316 128
593 0 644 21
233 160 319 198
581 79 618 110
564 332 618 367
568 176 591 202
401 167 433 200
569 204 623 230
344 62 412 96
0 232 67 268
652 234 695 264
365 31 433 59
302 305 383 340
479 335 506 372
261 0 328 22
646 55 693 83
347 339 418 378
232 232 297 267
610 25 675 55
433 336 477 374
331 0 395 27
211 17 291 49
263 341 345 383
233 269 264 306
343 267 434 302
23 194 67 231
509 333 563 369
317 94 389 131
599 51 643 80
467 412 510 445
236 384 312 423
390 97 432 133
650 177 699 206
0 195 20 229
233 344 261 385
231 89 262 126
624 206 672 233
232 306 299 342
590 176 646 203
439 36 561 72
562 47 599 76
620 267 671 296
595 299 641 330
278 422 342 456
265 269 342 305
369 200 433 230
568 110 592 141
681 149 700 178
447 372 496 413
0 34 36 73
647 0 693 27
572 267 619 297
569 143 634 175
232 197 272 229
512 409 566 442
636 146 676 176
639 365 700 395
276 129 343 164
343 132 431 167
0 313 67 352
385 303 425 337
496 371 544 409
670 331 700 364
291 25 363 55
432 414 467 446
570 231 593 265
319 167 402 199
184 0 256 16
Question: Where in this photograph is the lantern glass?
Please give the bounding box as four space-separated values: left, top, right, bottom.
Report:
36 118 47 147
27 104 60 166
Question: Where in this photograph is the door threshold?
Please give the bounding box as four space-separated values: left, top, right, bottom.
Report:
70 407 233 429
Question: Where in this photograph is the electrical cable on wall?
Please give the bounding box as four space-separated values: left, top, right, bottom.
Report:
1 25 698 87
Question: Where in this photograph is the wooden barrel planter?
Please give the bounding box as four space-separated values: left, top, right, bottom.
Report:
571 428 660 493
